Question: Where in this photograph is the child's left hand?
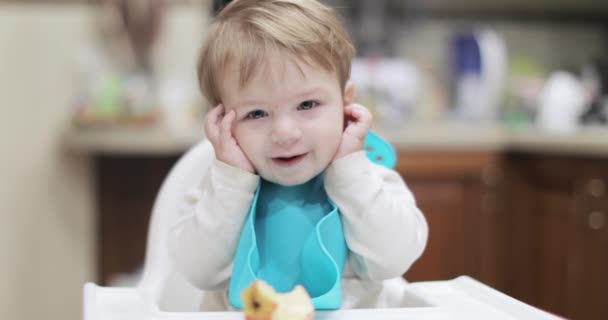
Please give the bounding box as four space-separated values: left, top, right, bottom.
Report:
333 104 372 161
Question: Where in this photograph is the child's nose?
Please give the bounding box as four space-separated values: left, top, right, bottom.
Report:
270 116 301 145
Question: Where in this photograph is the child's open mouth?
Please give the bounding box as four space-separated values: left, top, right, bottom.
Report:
272 154 306 167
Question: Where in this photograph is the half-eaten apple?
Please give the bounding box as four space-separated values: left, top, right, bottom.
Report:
241 280 314 320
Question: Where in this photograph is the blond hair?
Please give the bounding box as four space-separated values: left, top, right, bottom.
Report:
197 0 355 106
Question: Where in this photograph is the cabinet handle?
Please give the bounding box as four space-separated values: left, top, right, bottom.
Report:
588 211 606 230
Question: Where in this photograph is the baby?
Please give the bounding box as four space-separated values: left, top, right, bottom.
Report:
168 0 428 311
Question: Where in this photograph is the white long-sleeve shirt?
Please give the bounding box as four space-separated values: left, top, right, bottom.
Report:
167 146 428 310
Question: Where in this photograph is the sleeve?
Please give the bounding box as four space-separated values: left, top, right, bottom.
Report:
167 158 259 290
324 151 428 281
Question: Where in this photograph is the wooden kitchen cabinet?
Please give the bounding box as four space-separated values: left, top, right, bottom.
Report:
96 154 180 285
396 152 506 291
503 153 608 320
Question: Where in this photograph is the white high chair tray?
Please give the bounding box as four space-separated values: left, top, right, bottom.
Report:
84 276 562 320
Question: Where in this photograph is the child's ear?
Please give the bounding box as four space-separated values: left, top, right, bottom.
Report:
343 81 355 106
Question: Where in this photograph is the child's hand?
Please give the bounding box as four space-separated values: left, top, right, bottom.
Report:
333 104 372 161
205 104 255 174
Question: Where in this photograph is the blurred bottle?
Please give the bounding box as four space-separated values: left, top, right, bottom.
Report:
502 55 545 129
449 29 507 123
537 71 586 133
450 32 482 121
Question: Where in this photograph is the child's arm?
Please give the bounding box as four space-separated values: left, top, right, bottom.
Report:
168 104 258 290
324 152 428 281
167 156 259 291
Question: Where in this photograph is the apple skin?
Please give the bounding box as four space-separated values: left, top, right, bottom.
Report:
241 280 314 320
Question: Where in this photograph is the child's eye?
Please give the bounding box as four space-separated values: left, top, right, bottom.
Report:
298 100 319 110
245 110 268 119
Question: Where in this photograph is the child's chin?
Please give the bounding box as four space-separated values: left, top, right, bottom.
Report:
266 174 315 186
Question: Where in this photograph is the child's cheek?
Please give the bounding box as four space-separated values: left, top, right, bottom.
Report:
232 119 251 136
233 122 260 152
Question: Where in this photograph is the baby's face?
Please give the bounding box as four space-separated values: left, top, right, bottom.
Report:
220 53 346 186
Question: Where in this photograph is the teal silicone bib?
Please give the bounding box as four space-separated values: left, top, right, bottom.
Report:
228 131 396 310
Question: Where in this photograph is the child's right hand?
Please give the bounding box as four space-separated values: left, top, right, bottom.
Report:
204 104 256 174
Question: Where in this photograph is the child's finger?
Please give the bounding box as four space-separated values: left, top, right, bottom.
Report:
204 104 224 141
219 109 235 146
347 104 370 119
343 105 357 124
345 104 370 125
344 104 372 138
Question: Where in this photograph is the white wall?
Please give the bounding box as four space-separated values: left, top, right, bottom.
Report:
0 2 209 320
0 4 96 320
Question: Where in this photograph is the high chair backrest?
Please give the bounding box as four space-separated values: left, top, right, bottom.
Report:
137 139 215 311
137 132 396 311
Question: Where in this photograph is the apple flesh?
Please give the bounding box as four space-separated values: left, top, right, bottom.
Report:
241 280 314 320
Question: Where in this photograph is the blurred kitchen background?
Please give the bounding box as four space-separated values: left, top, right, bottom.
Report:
2 0 608 319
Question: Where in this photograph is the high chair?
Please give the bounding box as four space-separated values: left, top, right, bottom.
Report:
83 136 562 320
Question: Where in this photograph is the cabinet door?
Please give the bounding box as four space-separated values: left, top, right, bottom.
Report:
405 180 467 281
465 162 505 290
504 154 608 320
570 177 608 320
502 154 575 316
536 187 572 317
502 155 540 306
396 152 502 284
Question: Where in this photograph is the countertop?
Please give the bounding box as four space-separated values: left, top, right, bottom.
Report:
63 122 608 157
378 123 608 156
